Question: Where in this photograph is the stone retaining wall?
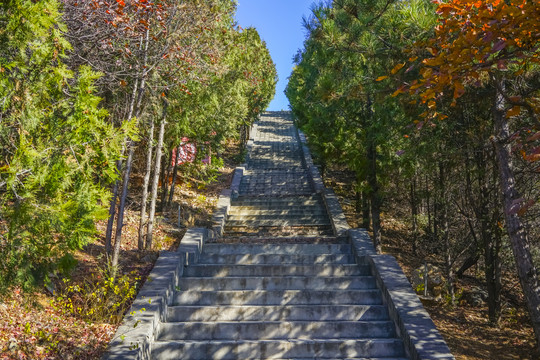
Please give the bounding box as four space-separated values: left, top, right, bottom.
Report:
104 228 210 360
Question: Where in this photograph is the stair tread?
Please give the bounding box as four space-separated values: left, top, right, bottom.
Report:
166 304 390 322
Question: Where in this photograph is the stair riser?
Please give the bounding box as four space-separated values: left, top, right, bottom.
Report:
225 229 335 237
229 206 324 211
197 254 355 265
225 220 332 227
202 244 352 255
158 321 396 341
226 215 329 222
166 305 389 322
173 290 383 306
151 339 405 359
230 201 322 207
183 265 369 277
178 276 376 291
227 210 328 216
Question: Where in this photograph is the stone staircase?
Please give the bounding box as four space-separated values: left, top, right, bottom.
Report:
106 112 453 360
152 242 407 359
224 194 333 237
151 112 407 359
225 112 332 238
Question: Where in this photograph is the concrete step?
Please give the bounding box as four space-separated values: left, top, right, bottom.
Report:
202 243 352 255
166 304 389 322
226 214 329 222
227 209 328 216
157 320 396 341
173 289 383 306
231 199 322 206
197 253 355 265
224 226 335 238
151 338 405 359
215 236 347 245
183 264 369 277
229 205 324 212
177 276 375 291
225 219 332 227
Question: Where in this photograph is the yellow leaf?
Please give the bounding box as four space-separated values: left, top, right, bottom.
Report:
506 106 521 117
376 76 389 82
453 81 465 99
392 85 406 97
391 63 405 74
420 67 433 79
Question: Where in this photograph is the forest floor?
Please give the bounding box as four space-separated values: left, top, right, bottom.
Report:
323 165 539 360
0 140 242 360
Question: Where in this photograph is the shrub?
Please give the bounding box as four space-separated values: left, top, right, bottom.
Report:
52 268 141 325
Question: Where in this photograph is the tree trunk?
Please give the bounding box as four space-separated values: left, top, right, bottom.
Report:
105 177 119 255
146 97 168 249
475 146 502 323
105 76 139 254
426 174 432 236
367 141 382 253
362 191 370 229
438 161 454 304
456 254 480 279
492 79 540 347
484 213 502 324
167 154 179 209
410 170 418 256
109 30 149 267
160 151 172 211
111 143 134 271
355 176 370 229
138 118 155 250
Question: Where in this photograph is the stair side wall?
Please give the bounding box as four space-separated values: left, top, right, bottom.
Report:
103 228 210 360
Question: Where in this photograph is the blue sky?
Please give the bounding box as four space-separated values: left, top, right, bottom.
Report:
235 0 314 111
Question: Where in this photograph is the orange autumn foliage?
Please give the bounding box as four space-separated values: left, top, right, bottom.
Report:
401 0 540 114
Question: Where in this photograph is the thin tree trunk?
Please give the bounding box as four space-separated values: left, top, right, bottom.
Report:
110 30 149 269
492 78 540 347
111 143 134 270
146 97 168 249
362 192 370 229
105 177 119 254
167 154 179 209
367 141 382 253
160 151 172 211
138 118 155 250
411 170 418 256
426 174 432 236
355 176 370 229
105 76 139 254
484 212 502 324
456 254 480 278
438 161 454 304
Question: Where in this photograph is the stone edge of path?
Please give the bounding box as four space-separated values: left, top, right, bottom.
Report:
103 228 210 360
349 228 455 360
296 126 350 237
297 128 325 194
210 165 244 238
